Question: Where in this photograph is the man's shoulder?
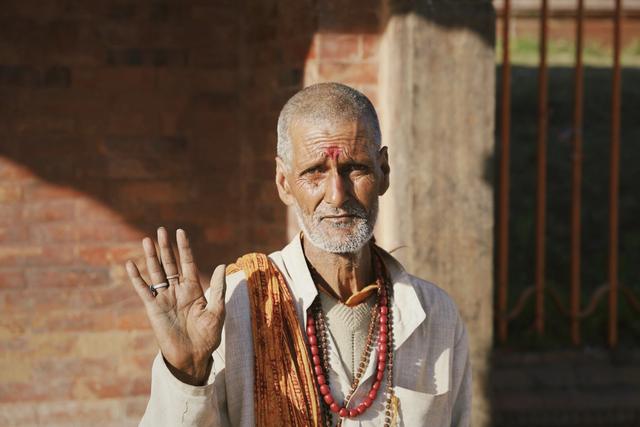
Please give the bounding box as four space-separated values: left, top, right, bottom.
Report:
403 273 461 318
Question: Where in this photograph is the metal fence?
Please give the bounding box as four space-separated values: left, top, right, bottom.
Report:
495 0 639 347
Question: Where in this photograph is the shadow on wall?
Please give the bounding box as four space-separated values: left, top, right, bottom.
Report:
0 0 495 276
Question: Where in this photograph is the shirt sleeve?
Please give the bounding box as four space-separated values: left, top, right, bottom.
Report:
139 351 227 427
450 313 472 427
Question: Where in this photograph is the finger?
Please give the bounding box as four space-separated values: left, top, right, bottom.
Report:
176 229 199 282
125 260 154 304
206 264 227 314
143 237 168 293
157 227 179 285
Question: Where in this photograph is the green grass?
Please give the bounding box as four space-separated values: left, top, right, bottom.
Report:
496 36 640 67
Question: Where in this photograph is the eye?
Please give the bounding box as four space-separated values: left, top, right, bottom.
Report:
344 164 369 174
301 166 324 177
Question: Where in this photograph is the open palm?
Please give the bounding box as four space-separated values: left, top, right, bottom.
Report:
125 227 226 385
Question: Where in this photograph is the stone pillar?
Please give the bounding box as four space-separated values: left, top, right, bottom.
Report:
377 2 495 426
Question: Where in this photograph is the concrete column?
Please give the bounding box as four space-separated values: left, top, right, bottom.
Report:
377 2 496 426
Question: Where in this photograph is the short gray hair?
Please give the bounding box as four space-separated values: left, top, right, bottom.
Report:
277 83 381 168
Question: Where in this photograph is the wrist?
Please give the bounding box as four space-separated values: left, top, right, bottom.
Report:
164 355 213 386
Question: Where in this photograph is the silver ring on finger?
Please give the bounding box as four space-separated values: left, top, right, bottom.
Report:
149 282 170 296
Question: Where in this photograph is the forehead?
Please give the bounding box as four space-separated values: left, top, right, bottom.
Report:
289 116 376 160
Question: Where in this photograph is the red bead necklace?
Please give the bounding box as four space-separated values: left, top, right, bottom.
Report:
306 282 391 420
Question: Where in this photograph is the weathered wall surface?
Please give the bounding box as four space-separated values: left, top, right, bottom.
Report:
377 2 496 426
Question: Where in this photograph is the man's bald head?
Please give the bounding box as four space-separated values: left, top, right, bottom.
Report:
277 82 381 168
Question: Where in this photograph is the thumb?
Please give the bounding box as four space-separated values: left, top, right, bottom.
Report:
206 264 227 314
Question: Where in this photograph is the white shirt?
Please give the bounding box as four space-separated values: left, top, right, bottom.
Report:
140 236 471 426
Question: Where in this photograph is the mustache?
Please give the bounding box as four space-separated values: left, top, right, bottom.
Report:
313 201 368 219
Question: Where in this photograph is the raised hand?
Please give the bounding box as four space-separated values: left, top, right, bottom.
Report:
125 227 226 386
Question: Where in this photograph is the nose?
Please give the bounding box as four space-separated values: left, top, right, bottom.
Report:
324 169 349 207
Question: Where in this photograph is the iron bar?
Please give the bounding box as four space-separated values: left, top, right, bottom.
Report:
535 0 549 336
498 0 512 344
608 0 622 348
570 0 585 346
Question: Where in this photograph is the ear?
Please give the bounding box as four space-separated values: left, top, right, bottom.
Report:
377 146 390 196
275 157 295 206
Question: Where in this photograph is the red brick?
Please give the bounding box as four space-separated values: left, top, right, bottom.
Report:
29 222 76 243
75 222 144 242
23 183 82 201
319 34 360 61
25 267 109 289
75 199 120 223
106 111 160 136
0 160 33 179
13 114 76 134
114 308 152 331
318 62 378 85
0 245 42 266
115 180 195 204
33 356 116 379
32 400 118 423
77 244 141 267
0 183 23 203
73 375 150 399
0 268 25 289
23 200 75 222
0 224 28 242
362 34 380 60
204 224 233 243
31 308 115 333
73 67 157 91
0 378 73 403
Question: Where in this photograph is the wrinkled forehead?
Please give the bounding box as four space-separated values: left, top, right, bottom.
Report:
289 115 378 159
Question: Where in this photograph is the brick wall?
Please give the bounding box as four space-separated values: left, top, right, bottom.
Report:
0 1 382 425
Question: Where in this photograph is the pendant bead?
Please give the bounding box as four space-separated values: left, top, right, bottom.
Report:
323 394 334 405
349 409 358 418
330 403 340 413
320 384 330 395
339 408 348 417
308 335 317 345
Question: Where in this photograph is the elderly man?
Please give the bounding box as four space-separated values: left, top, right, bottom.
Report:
126 83 471 426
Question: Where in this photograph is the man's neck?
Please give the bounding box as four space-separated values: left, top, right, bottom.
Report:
302 235 374 302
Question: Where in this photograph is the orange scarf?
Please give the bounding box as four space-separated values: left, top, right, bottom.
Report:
227 253 323 427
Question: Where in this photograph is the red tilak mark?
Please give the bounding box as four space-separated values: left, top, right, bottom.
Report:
324 147 342 160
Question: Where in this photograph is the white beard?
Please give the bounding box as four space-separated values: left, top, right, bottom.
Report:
293 198 378 254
